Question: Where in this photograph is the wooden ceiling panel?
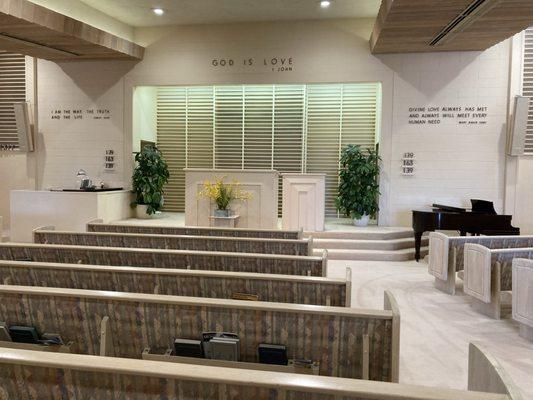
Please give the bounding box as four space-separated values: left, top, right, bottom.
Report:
371 0 533 54
0 0 144 61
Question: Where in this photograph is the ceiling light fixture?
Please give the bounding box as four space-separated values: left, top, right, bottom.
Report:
320 0 331 8
152 8 164 16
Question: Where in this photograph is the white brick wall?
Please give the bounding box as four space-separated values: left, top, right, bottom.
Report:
30 19 512 226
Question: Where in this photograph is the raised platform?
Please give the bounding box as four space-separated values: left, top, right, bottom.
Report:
110 213 426 262
306 228 428 261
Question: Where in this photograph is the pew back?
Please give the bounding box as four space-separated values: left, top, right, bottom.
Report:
0 285 398 381
0 260 348 306
428 232 533 295
88 220 302 239
463 244 533 304
468 342 524 400
0 347 518 400
34 228 311 256
512 258 533 341
0 243 326 276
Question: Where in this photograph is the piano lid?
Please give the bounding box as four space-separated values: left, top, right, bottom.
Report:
431 204 466 213
430 200 496 215
471 199 497 215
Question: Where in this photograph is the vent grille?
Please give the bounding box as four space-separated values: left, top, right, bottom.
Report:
522 28 533 154
0 51 26 150
429 0 500 46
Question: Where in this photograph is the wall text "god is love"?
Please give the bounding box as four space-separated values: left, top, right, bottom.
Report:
211 57 294 72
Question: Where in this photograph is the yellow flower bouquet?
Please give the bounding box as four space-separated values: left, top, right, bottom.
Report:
198 176 253 216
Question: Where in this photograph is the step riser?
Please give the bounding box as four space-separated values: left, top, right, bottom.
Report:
313 239 428 251
306 231 414 240
314 248 429 261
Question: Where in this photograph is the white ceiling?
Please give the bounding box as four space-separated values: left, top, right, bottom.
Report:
79 0 381 27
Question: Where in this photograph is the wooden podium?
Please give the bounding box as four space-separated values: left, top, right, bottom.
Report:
282 173 325 232
184 169 279 229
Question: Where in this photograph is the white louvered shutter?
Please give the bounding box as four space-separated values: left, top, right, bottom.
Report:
0 51 26 150
523 28 533 154
214 86 243 169
156 83 380 214
157 87 187 211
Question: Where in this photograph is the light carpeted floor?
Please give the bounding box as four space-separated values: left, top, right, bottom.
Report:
327 259 533 397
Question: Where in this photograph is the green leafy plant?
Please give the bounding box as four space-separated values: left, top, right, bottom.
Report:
131 144 170 215
335 144 381 220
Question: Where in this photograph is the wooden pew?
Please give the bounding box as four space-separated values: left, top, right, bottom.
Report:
428 232 533 295
88 219 303 239
0 243 327 276
0 260 350 306
512 258 533 341
0 285 399 382
463 244 533 319
0 342 522 400
34 227 312 256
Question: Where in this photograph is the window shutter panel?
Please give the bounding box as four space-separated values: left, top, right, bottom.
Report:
0 51 26 150
157 87 187 211
156 83 380 215
305 84 343 217
523 28 533 154
214 86 244 169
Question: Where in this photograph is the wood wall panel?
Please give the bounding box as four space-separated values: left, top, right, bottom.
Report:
0 0 144 61
371 0 533 54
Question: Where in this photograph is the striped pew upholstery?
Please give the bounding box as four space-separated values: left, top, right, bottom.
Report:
0 261 348 306
0 344 519 400
0 243 326 276
0 285 398 382
34 229 311 256
88 221 302 239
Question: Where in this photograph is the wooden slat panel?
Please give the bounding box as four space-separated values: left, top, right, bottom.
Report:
371 0 533 54
0 0 144 61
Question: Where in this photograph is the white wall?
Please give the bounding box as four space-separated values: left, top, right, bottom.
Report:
5 18 517 229
125 19 511 226
384 44 510 225
132 86 157 153
35 60 135 190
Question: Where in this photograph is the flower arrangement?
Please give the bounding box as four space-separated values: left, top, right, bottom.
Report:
198 177 253 213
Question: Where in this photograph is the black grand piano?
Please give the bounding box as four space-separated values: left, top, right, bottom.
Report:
412 199 520 262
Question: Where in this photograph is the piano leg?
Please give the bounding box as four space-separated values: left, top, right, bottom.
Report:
414 232 423 262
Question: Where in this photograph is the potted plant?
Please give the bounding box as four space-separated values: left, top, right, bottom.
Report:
131 144 170 219
198 177 252 217
335 144 381 227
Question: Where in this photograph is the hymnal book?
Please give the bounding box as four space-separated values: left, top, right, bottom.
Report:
9 326 40 344
258 344 288 365
210 337 240 361
202 332 239 360
174 338 204 358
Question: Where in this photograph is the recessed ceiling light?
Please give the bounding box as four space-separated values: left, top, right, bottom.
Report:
320 0 331 8
152 8 164 16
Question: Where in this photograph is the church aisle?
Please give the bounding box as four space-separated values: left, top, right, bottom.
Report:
327 259 533 397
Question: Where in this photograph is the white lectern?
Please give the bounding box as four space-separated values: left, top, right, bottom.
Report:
282 173 325 232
